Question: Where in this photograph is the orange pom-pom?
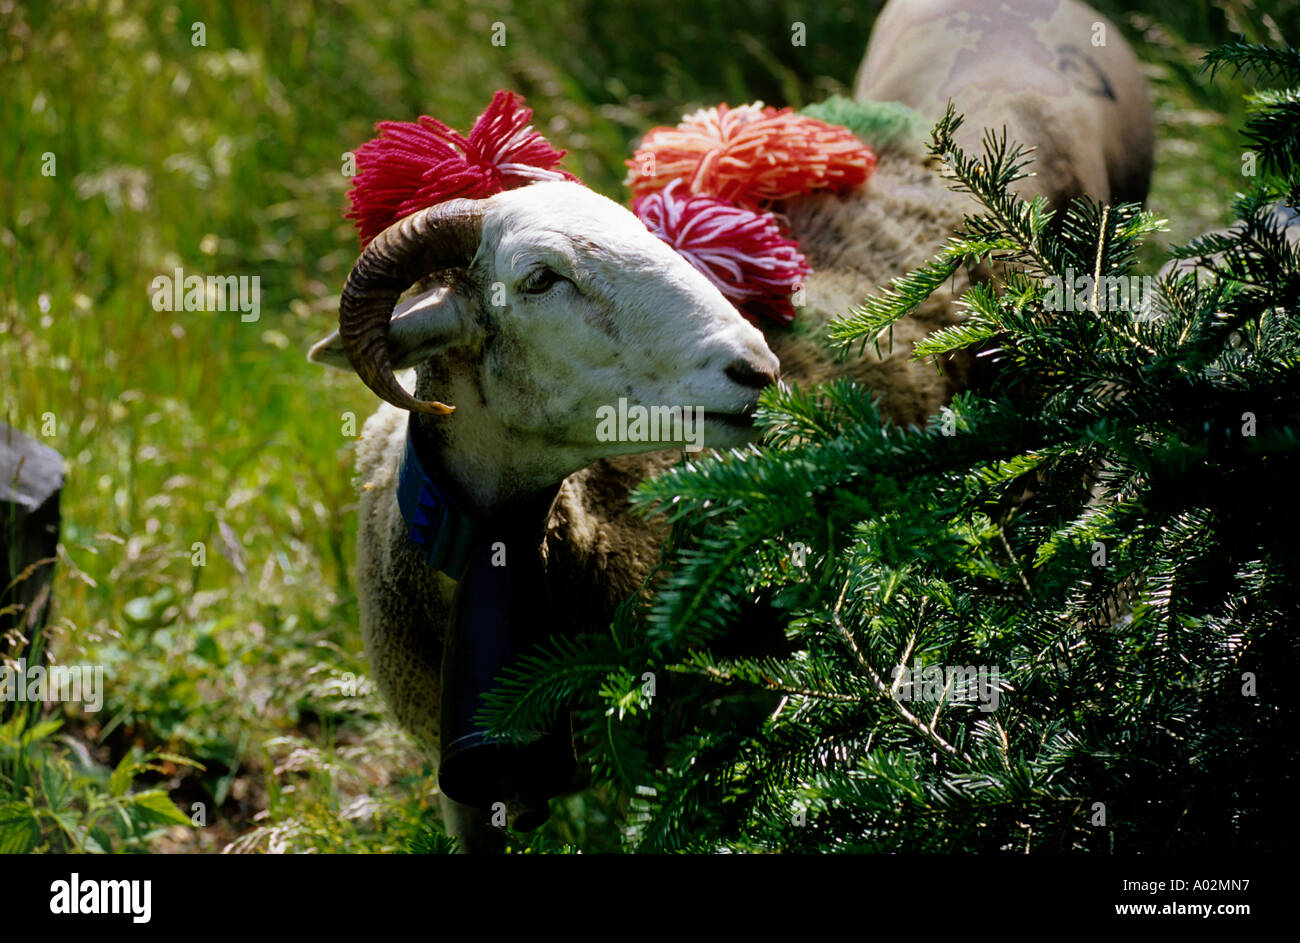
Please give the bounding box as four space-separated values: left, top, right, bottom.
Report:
626 102 875 210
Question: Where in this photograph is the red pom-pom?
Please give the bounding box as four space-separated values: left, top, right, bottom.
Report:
347 90 580 246
626 102 875 210
635 181 810 325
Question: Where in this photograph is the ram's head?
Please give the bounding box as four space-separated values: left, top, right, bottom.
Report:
310 181 779 472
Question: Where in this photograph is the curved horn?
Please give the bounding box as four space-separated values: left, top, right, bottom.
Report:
338 199 485 414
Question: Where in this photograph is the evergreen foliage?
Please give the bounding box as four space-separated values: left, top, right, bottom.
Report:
482 44 1300 853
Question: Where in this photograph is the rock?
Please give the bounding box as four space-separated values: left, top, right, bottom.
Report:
0 423 64 646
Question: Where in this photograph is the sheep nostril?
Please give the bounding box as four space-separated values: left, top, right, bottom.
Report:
725 360 778 390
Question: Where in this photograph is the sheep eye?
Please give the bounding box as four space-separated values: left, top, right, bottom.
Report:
520 267 564 295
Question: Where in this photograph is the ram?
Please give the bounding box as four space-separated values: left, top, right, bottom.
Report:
309 0 1153 851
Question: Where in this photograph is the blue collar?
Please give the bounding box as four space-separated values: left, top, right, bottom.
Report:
396 431 474 579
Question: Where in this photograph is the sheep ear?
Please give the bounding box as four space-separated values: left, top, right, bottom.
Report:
307 284 472 371
307 331 351 369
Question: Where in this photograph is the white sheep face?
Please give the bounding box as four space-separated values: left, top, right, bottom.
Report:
312 181 780 478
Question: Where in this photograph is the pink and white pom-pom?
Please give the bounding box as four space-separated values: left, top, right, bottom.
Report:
634 180 810 325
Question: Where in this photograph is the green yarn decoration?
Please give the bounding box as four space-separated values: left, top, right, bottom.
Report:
800 96 928 152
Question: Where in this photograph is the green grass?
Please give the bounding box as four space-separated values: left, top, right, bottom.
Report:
0 0 1293 852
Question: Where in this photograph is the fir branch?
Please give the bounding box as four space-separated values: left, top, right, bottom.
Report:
1204 42 1300 84
476 634 625 738
928 104 1060 278
827 253 963 355
829 579 963 758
